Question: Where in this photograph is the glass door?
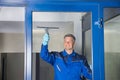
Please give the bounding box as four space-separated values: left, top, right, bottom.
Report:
25 3 102 80
104 8 120 80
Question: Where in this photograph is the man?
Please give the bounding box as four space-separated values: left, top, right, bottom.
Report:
40 33 92 80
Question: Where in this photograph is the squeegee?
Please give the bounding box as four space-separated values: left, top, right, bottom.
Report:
37 26 59 34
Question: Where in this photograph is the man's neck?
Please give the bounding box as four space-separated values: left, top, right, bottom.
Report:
65 49 73 55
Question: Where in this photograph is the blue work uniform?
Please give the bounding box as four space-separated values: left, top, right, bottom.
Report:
40 45 92 80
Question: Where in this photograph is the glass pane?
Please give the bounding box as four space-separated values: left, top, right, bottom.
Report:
0 7 25 80
104 8 120 80
85 30 92 66
32 12 92 80
83 13 92 67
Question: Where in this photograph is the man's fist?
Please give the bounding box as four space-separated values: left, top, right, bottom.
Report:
42 33 50 45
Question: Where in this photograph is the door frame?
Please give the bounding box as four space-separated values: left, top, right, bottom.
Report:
25 2 103 80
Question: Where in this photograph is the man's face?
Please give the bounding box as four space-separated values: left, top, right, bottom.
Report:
64 37 75 51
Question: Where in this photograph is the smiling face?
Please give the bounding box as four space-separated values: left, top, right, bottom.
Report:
64 36 75 51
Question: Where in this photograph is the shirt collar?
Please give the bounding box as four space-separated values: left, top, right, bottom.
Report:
62 49 76 57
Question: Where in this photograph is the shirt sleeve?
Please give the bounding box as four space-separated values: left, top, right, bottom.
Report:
83 56 92 73
40 45 55 65
81 61 92 80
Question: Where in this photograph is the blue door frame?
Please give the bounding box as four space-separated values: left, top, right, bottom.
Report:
0 1 120 80
25 2 120 80
25 2 103 80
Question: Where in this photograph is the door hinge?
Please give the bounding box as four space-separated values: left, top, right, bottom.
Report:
94 18 103 28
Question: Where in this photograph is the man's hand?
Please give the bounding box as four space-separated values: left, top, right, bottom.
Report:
42 33 50 45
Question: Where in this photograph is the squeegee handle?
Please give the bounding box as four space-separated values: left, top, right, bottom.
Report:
45 28 49 35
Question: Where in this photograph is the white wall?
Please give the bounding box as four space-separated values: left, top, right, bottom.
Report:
0 33 24 53
74 17 82 54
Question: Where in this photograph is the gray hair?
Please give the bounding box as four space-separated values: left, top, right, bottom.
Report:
64 34 76 41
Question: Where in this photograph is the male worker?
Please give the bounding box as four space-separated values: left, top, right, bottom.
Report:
40 33 92 80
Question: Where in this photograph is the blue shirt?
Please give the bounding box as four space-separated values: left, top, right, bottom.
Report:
40 45 92 80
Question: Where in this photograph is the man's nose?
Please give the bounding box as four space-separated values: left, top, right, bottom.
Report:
66 42 70 44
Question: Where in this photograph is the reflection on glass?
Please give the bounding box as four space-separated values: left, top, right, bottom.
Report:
104 8 120 80
32 12 92 80
0 7 25 80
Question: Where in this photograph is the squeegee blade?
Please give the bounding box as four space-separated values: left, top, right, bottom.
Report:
37 26 59 29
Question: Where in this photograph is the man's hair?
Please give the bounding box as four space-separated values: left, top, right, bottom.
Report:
64 34 76 41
